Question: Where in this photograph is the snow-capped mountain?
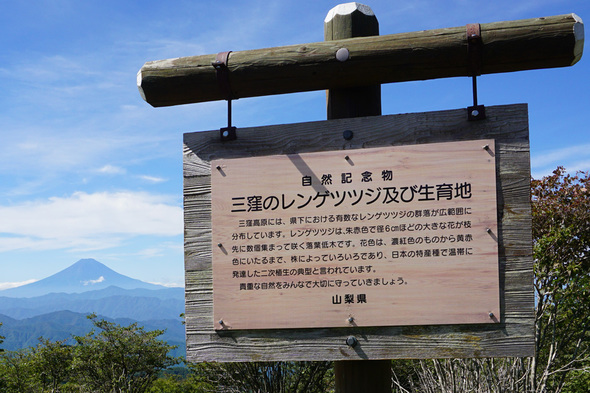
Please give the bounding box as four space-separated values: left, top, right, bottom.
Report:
0 258 170 298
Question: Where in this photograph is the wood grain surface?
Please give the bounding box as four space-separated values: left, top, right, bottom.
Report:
210 141 500 330
140 14 583 106
183 104 534 362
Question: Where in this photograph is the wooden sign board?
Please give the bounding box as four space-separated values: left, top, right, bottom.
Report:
184 104 534 362
211 141 499 330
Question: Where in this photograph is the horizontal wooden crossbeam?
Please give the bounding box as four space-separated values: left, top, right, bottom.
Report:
138 14 583 107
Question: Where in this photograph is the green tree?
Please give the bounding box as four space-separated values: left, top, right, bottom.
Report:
148 372 213 393
72 314 179 393
0 323 6 392
0 348 37 392
31 338 74 393
530 167 590 392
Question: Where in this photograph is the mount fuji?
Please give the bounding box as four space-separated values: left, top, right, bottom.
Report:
0 259 185 353
0 258 167 298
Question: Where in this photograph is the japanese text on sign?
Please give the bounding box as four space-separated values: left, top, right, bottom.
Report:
211 140 500 330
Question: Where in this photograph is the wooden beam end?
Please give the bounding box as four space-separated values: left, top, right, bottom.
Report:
572 13 584 65
136 69 148 103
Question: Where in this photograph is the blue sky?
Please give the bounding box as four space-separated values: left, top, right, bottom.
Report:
0 0 587 289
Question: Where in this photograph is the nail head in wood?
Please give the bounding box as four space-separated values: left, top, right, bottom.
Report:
346 336 358 348
336 48 350 62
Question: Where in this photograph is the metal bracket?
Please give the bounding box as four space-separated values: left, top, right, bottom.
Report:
220 125 237 142
466 24 485 121
466 24 482 77
212 51 237 141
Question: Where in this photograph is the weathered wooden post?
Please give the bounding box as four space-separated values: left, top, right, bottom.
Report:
325 3 381 119
325 4 391 393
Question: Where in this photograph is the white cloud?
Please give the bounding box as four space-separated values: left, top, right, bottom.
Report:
0 191 182 252
0 279 39 291
82 276 105 286
97 165 126 175
531 144 590 178
100 241 183 263
3 54 98 85
138 175 166 183
531 144 590 169
135 39 209 59
136 248 165 258
148 281 184 288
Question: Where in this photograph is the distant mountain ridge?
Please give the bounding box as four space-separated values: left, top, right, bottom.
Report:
0 310 185 356
0 286 184 320
0 258 186 354
0 258 172 298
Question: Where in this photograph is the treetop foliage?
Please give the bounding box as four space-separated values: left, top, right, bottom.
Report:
1 314 178 393
530 167 590 392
